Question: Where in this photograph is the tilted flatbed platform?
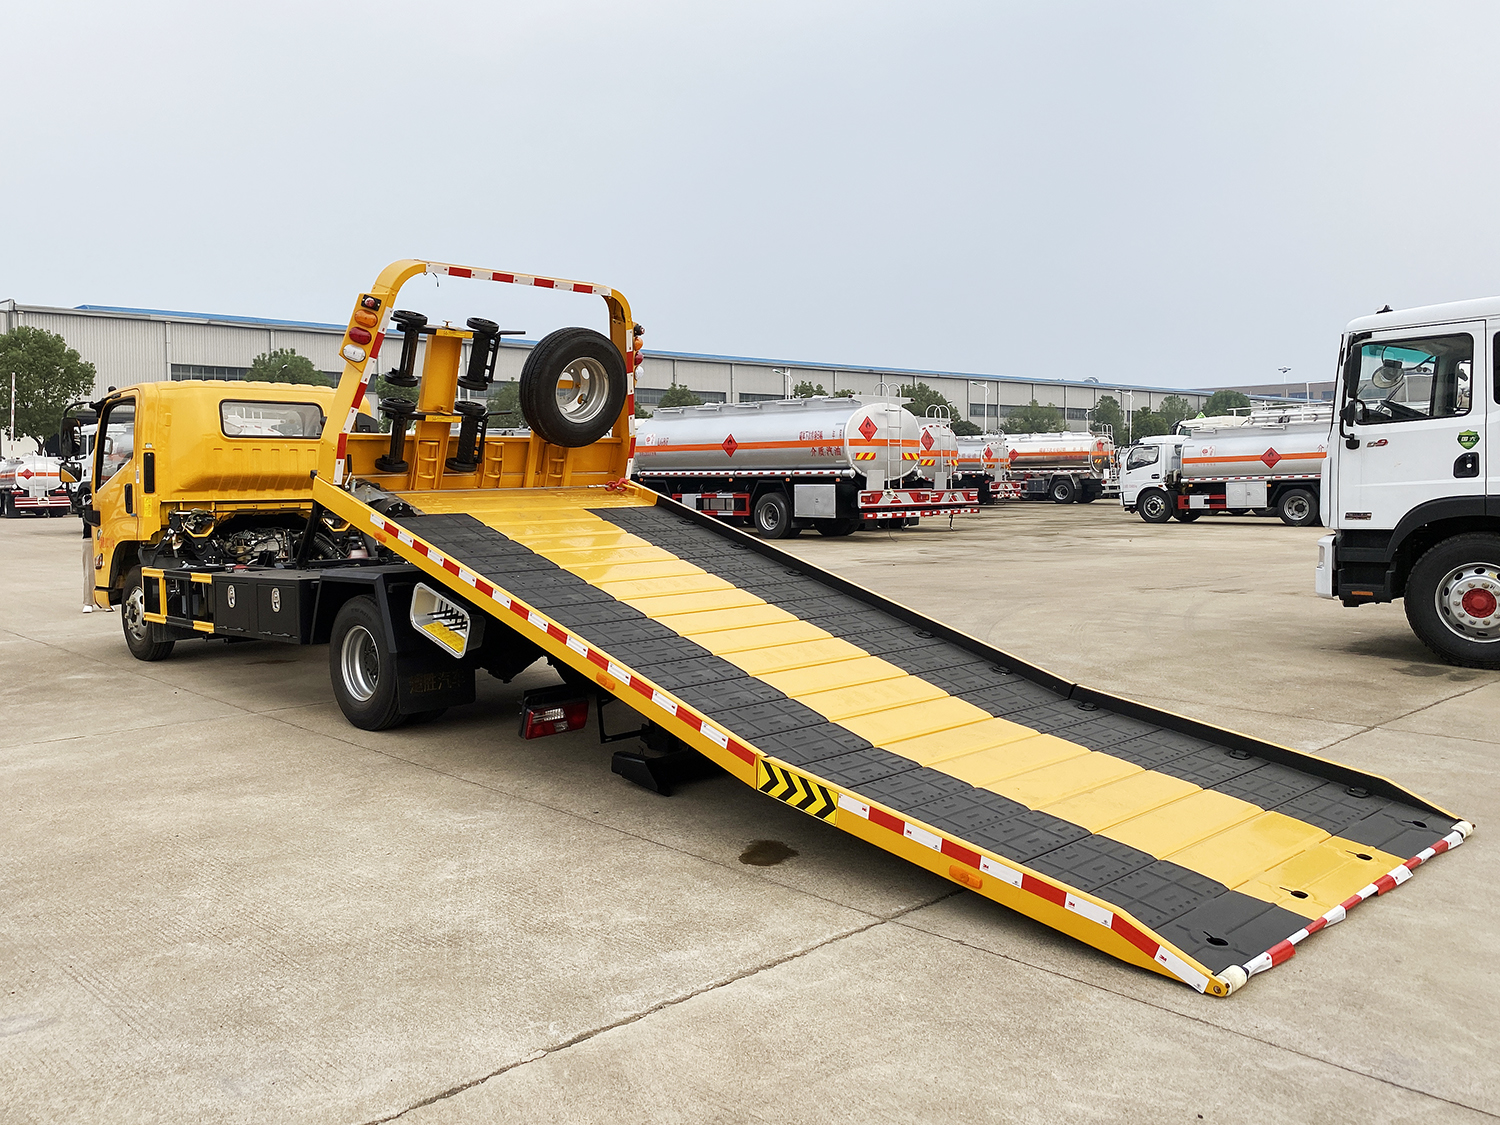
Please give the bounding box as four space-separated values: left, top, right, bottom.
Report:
313 479 1469 996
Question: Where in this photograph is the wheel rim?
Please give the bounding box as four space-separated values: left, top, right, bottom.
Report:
757 502 779 531
124 586 148 642
1284 496 1311 522
1142 494 1165 519
1435 562 1500 643
340 624 381 701
554 357 610 426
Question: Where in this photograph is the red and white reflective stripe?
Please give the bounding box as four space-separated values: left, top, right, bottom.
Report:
860 508 981 519
363 509 756 768
426 262 612 298
1239 823 1471 981
639 469 860 479
833 794 1209 991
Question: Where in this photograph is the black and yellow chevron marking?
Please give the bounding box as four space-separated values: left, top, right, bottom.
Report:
759 760 839 821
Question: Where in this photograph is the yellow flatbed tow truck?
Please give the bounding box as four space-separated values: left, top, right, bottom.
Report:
90 259 1471 996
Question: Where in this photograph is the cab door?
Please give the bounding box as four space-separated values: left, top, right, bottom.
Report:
1337 323 1485 528
91 396 138 599
1490 322 1500 509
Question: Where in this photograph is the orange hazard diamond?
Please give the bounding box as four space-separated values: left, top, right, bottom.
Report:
858 416 879 441
921 429 934 450
1261 448 1282 468
722 434 738 457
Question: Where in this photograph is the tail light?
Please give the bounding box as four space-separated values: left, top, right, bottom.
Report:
519 687 590 739
632 323 644 370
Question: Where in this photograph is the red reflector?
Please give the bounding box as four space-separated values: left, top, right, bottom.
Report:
361 295 381 310
348 326 373 345
519 691 589 739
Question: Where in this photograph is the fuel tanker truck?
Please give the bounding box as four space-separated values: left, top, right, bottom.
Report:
1005 430 1118 503
954 434 1022 503
1120 406 1332 526
0 454 69 517
633 395 980 538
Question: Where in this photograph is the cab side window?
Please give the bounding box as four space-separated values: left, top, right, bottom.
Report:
1126 445 1159 470
95 400 136 487
1351 334 1472 424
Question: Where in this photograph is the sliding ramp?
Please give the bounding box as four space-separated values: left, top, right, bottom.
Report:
330 484 1468 995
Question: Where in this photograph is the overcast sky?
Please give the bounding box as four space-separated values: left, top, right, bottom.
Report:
3 1 1498 389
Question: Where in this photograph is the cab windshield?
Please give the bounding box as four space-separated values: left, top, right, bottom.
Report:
1346 335 1472 423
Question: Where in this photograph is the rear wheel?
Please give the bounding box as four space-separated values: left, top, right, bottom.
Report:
329 596 404 730
1049 476 1077 504
121 567 175 661
1173 508 1202 523
518 327 628 447
753 491 794 539
1228 508 1250 516
1137 489 1171 524
1405 535 1500 669
1 493 14 518
1278 488 1318 527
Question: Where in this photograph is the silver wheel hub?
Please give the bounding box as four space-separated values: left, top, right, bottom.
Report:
1284 496 1310 520
124 587 148 641
1436 563 1500 642
340 624 381 701
555 357 609 425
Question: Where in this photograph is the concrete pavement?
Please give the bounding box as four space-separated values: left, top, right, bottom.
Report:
1 505 1493 1123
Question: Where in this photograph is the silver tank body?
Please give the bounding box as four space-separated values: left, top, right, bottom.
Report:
955 434 1006 472
1005 431 1113 474
635 397 920 487
1178 420 1331 481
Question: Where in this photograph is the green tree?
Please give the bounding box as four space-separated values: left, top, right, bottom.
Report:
1003 398 1065 434
1127 406 1172 440
486 380 521 421
1203 389 1252 416
832 388 855 398
248 348 330 385
1091 394 1125 435
0 326 96 453
1157 394 1194 431
791 379 826 397
657 384 703 409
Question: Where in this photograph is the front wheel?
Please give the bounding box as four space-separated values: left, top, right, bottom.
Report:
1404 534 1500 669
1049 477 1077 504
329 596 405 730
1137 489 1171 524
121 567 175 661
752 491 794 539
1278 488 1318 527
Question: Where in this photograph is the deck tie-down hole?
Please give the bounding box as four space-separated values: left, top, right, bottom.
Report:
1347 786 1370 798
1076 701 1098 712
914 630 934 639
1402 819 1429 830
1281 888 1310 900
1202 932 1230 947
1349 851 1374 861
1227 749 1252 760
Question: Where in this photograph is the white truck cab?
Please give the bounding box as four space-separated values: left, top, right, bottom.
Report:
1119 435 1184 521
1316 297 1499 667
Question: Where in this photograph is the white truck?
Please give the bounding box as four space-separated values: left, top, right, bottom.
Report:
1004 430 1118 503
1315 297 1499 668
633 396 980 538
1120 407 1332 526
0 454 68 517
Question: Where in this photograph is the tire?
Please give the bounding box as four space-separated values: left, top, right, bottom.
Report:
1048 477 1077 504
328 595 404 730
1229 508 1250 516
1 493 14 518
1173 508 1202 523
518 327 628 448
1076 492 1097 504
815 518 860 537
1137 489 1171 524
752 491 794 539
121 566 175 661
1404 534 1500 669
1278 488 1318 527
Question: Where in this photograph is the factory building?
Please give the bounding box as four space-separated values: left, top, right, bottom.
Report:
1 299 1209 430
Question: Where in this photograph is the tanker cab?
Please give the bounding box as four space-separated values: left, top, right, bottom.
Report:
1333 324 1485 530
1119 437 1180 508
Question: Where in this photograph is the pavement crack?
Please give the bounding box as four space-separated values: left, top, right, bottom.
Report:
359 892 959 1125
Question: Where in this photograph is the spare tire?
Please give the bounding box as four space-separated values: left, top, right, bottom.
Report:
519 327 628 447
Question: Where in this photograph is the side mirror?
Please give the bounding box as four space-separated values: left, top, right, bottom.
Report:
59 462 79 485
82 506 100 527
